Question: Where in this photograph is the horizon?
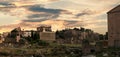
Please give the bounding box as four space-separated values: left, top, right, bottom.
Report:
0 0 120 34
0 26 105 35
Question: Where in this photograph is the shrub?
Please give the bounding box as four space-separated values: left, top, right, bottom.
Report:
37 40 49 46
0 52 10 56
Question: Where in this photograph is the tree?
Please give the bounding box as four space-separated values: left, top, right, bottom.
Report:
56 30 65 39
37 40 49 46
31 31 39 41
85 29 92 32
73 28 79 31
80 27 85 32
105 32 108 40
26 31 40 44
19 39 27 44
99 34 104 40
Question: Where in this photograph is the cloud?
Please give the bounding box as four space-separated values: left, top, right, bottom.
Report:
0 20 81 32
28 4 71 14
24 4 72 21
0 2 15 7
0 16 107 34
27 13 59 20
22 19 48 22
75 9 95 18
0 0 35 7
0 0 120 34
27 14 50 18
0 18 105 33
0 2 72 20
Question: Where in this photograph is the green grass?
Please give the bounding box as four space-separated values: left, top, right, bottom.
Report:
61 44 82 47
49 42 82 47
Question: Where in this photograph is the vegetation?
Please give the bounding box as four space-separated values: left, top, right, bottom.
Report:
56 27 89 39
0 43 83 57
0 27 111 57
56 27 107 41
37 40 49 46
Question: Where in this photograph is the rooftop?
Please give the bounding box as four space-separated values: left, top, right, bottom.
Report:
107 5 120 14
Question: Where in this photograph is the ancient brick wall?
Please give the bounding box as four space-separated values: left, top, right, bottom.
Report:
40 32 55 41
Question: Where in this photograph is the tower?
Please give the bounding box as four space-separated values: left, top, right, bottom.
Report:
107 5 120 47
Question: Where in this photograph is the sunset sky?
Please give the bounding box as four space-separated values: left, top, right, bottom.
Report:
0 0 120 34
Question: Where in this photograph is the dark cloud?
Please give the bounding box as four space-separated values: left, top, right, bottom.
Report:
65 20 83 27
0 2 15 7
76 12 90 17
75 9 94 18
65 20 78 25
0 2 73 23
28 5 64 13
25 4 72 22
0 2 72 18
25 13 59 22
27 13 59 19
22 19 48 22
27 14 46 18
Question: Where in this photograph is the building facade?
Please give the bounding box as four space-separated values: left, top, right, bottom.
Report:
37 25 52 32
40 32 55 41
0 34 4 43
108 5 120 47
37 25 55 41
22 30 32 38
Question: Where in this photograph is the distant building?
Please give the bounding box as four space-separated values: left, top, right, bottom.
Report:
56 29 82 44
22 30 31 38
0 34 4 43
107 5 120 47
0 25 55 45
37 25 52 32
10 27 22 38
40 32 55 41
38 25 55 41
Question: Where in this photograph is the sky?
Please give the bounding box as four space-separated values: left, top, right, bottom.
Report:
0 0 120 34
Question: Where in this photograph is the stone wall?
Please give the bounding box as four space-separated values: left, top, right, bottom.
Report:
108 7 120 47
39 32 55 41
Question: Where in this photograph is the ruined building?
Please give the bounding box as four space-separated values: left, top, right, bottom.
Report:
10 27 22 38
37 25 55 41
37 25 52 32
108 5 120 47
